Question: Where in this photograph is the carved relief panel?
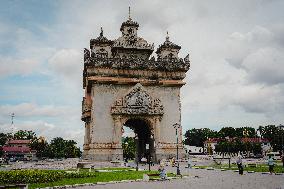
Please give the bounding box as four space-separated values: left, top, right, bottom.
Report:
110 83 164 115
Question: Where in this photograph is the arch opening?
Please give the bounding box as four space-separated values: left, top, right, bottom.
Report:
122 118 155 163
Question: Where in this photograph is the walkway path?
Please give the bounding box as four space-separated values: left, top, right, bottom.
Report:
78 168 284 189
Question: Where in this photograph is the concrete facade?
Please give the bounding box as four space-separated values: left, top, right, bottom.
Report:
82 10 190 162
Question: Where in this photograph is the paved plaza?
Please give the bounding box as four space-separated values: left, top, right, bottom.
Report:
78 168 284 189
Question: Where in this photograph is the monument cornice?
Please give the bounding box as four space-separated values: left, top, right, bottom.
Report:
86 67 187 80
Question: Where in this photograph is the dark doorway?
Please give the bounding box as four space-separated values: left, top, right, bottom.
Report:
123 118 155 163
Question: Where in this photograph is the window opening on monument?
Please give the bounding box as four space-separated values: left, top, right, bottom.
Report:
123 118 155 162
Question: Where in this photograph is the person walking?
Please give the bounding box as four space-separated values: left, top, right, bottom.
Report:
158 163 167 180
268 155 275 174
236 155 243 175
187 158 192 168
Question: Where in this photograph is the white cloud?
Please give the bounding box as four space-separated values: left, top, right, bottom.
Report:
1 0 284 147
0 57 39 77
242 47 284 85
0 103 77 117
48 49 82 79
226 25 284 85
231 84 284 114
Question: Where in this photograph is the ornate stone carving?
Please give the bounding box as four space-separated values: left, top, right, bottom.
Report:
81 97 91 121
82 97 91 113
111 84 164 115
184 54 190 62
90 27 113 48
90 142 121 149
85 56 190 72
84 48 90 62
113 36 154 51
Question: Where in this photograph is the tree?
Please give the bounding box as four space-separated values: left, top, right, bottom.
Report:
122 137 136 160
13 130 37 140
184 128 218 147
218 127 236 138
259 125 283 151
48 137 81 159
29 136 49 159
64 140 81 158
252 143 262 155
0 133 12 157
235 127 256 138
0 133 12 146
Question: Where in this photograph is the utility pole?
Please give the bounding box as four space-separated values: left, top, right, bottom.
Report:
11 113 15 134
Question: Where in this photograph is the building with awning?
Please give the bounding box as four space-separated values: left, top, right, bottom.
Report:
2 140 36 160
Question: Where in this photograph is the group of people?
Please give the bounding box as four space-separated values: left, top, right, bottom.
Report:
154 154 283 179
236 155 280 175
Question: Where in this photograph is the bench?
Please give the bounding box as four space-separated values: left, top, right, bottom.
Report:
143 173 161 181
0 184 27 189
147 173 160 177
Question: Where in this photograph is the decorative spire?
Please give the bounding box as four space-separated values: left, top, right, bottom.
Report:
100 27 103 37
156 31 181 54
128 6 132 21
166 31 169 42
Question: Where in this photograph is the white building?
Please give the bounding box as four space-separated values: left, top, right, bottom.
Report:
184 145 203 154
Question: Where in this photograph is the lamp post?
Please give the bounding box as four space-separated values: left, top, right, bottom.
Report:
147 134 154 171
124 141 128 162
278 125 284 158
134 133 139 171
225 136 231 168
173 123 181 175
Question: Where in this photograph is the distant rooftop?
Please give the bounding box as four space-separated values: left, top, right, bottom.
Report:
7 139 31 144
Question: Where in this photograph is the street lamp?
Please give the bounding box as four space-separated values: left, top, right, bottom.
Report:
278 124 284 157
134 133 139 171
147 134 154 171
173 123 181 175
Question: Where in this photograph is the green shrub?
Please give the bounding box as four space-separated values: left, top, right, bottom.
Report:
0 170 96 184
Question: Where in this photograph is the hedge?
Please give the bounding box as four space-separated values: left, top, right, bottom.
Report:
0 170 96 184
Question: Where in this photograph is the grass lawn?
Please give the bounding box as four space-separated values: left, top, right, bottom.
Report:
200 163 284 173
28 170 175 189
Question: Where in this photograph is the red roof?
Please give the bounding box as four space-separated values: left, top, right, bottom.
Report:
205 138 221 143
205 137 270 144
7 140 31 144
241 138 270 143
2 146 31 153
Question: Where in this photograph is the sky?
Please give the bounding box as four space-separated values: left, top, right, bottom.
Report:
0 0 284 147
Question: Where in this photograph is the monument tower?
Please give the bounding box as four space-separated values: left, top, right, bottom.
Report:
82 9 190 161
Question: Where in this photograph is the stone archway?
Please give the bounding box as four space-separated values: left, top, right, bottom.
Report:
111 84 163 162
123 118 155 162
82 12 190 162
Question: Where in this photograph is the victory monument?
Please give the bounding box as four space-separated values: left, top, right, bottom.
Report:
81 10 190 162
